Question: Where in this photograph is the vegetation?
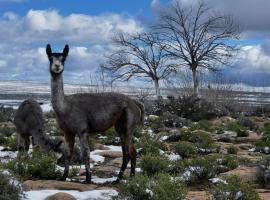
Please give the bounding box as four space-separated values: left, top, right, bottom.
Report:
136 134 165 155
173 141 197 158
212 175 261 200
4 150 62 181
141 153 169 176
226 145 238 154
0 171 23 200
120 173 187 200
226 122 248 137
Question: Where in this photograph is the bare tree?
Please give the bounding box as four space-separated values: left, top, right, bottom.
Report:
155 1 240 95
103 32 177 96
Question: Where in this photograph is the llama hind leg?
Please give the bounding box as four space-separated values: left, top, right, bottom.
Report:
129 143 137 177
79 132 91 184
62 134 75 181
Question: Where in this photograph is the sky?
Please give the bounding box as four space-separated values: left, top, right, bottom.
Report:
0 0 270 87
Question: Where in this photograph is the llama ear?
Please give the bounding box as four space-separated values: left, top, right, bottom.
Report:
46 44 52 57
63 44 69 57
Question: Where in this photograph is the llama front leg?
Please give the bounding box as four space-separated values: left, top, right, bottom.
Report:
62 134 75 181
79 132 91 184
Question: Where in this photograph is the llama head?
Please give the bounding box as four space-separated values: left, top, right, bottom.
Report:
46 44 69 75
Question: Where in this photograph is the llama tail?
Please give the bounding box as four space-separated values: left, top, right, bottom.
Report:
133 100 145 125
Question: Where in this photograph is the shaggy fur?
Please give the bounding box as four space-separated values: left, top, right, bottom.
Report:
46 44 144 183
14 99 63 153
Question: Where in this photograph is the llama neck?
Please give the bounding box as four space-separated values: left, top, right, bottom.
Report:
51 74 66 114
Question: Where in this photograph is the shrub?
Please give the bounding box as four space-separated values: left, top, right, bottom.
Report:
50 126 63 136
226 145 238 154
188 131 215 150
180 156 218 183
136 134 165 155
259 155 270 184
212 175 261 200
179 154 238 183
0 171 23 200
208 154 239 173
0 106 15 123
4 150 62 180
2 136 17 151
141 153 169 176
227 122 248 137
173 141 197 158
100 127 120 145
120 173 187 200
147 116 163 133
190 120 213 132
237 117 258 131
88 136 96 151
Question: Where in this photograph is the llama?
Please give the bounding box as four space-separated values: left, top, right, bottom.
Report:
46 44 144 183
14 99 64 153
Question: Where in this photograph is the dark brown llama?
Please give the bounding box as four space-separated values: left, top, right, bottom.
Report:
46 44 144 183
14 99 64 153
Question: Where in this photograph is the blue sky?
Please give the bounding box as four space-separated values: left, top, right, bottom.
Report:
1 0 270 88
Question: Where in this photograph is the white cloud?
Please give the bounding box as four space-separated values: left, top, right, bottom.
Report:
0 9 144 83
0 9 143 45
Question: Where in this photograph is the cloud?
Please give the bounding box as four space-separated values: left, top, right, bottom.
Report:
0 9 143 45
0 9 144 83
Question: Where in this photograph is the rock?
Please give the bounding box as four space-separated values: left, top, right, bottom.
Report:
237 116 259 131
22 180 98 192
220 166 261 183
45 192 76 200
93 165 121 176
107 157 122 167
0 122 16 137
235 132 262 143
215 131 237 143
98 151 122 158
94 143 110 150
256 189 270 200
187 191 212 200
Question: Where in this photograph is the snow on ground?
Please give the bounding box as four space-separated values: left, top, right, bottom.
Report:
91 176 117 184
24 189 118 200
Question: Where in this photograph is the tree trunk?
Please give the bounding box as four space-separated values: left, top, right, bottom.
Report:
154 79 161 97
192 69 199 96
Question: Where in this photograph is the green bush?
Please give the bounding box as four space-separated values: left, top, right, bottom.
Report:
147 116 164 133
2 136 17 151
190 120 213 132
212 175 261 200
173 141 197 158
207 154 238 173
120 173 187 200
136 134 165 155
226 145 238 154
227 122 248 137
4 150 62 180
50 126 63 136
100 127 120 145
88 136 96 151
180 156 218 183
188 131 215 150
141 153 169 176
177 154 238 184
0 171 23 200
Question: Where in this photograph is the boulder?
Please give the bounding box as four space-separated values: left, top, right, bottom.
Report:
220 166 261 183
98 151 122 158
256 189 270 200
22 180 97 192
45 192 76 200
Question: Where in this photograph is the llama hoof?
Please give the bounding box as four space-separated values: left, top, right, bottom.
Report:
83 179 92 184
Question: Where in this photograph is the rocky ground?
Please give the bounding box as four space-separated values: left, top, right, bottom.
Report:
1 107 270 199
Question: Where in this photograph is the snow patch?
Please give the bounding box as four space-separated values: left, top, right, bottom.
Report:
24 189 118 200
